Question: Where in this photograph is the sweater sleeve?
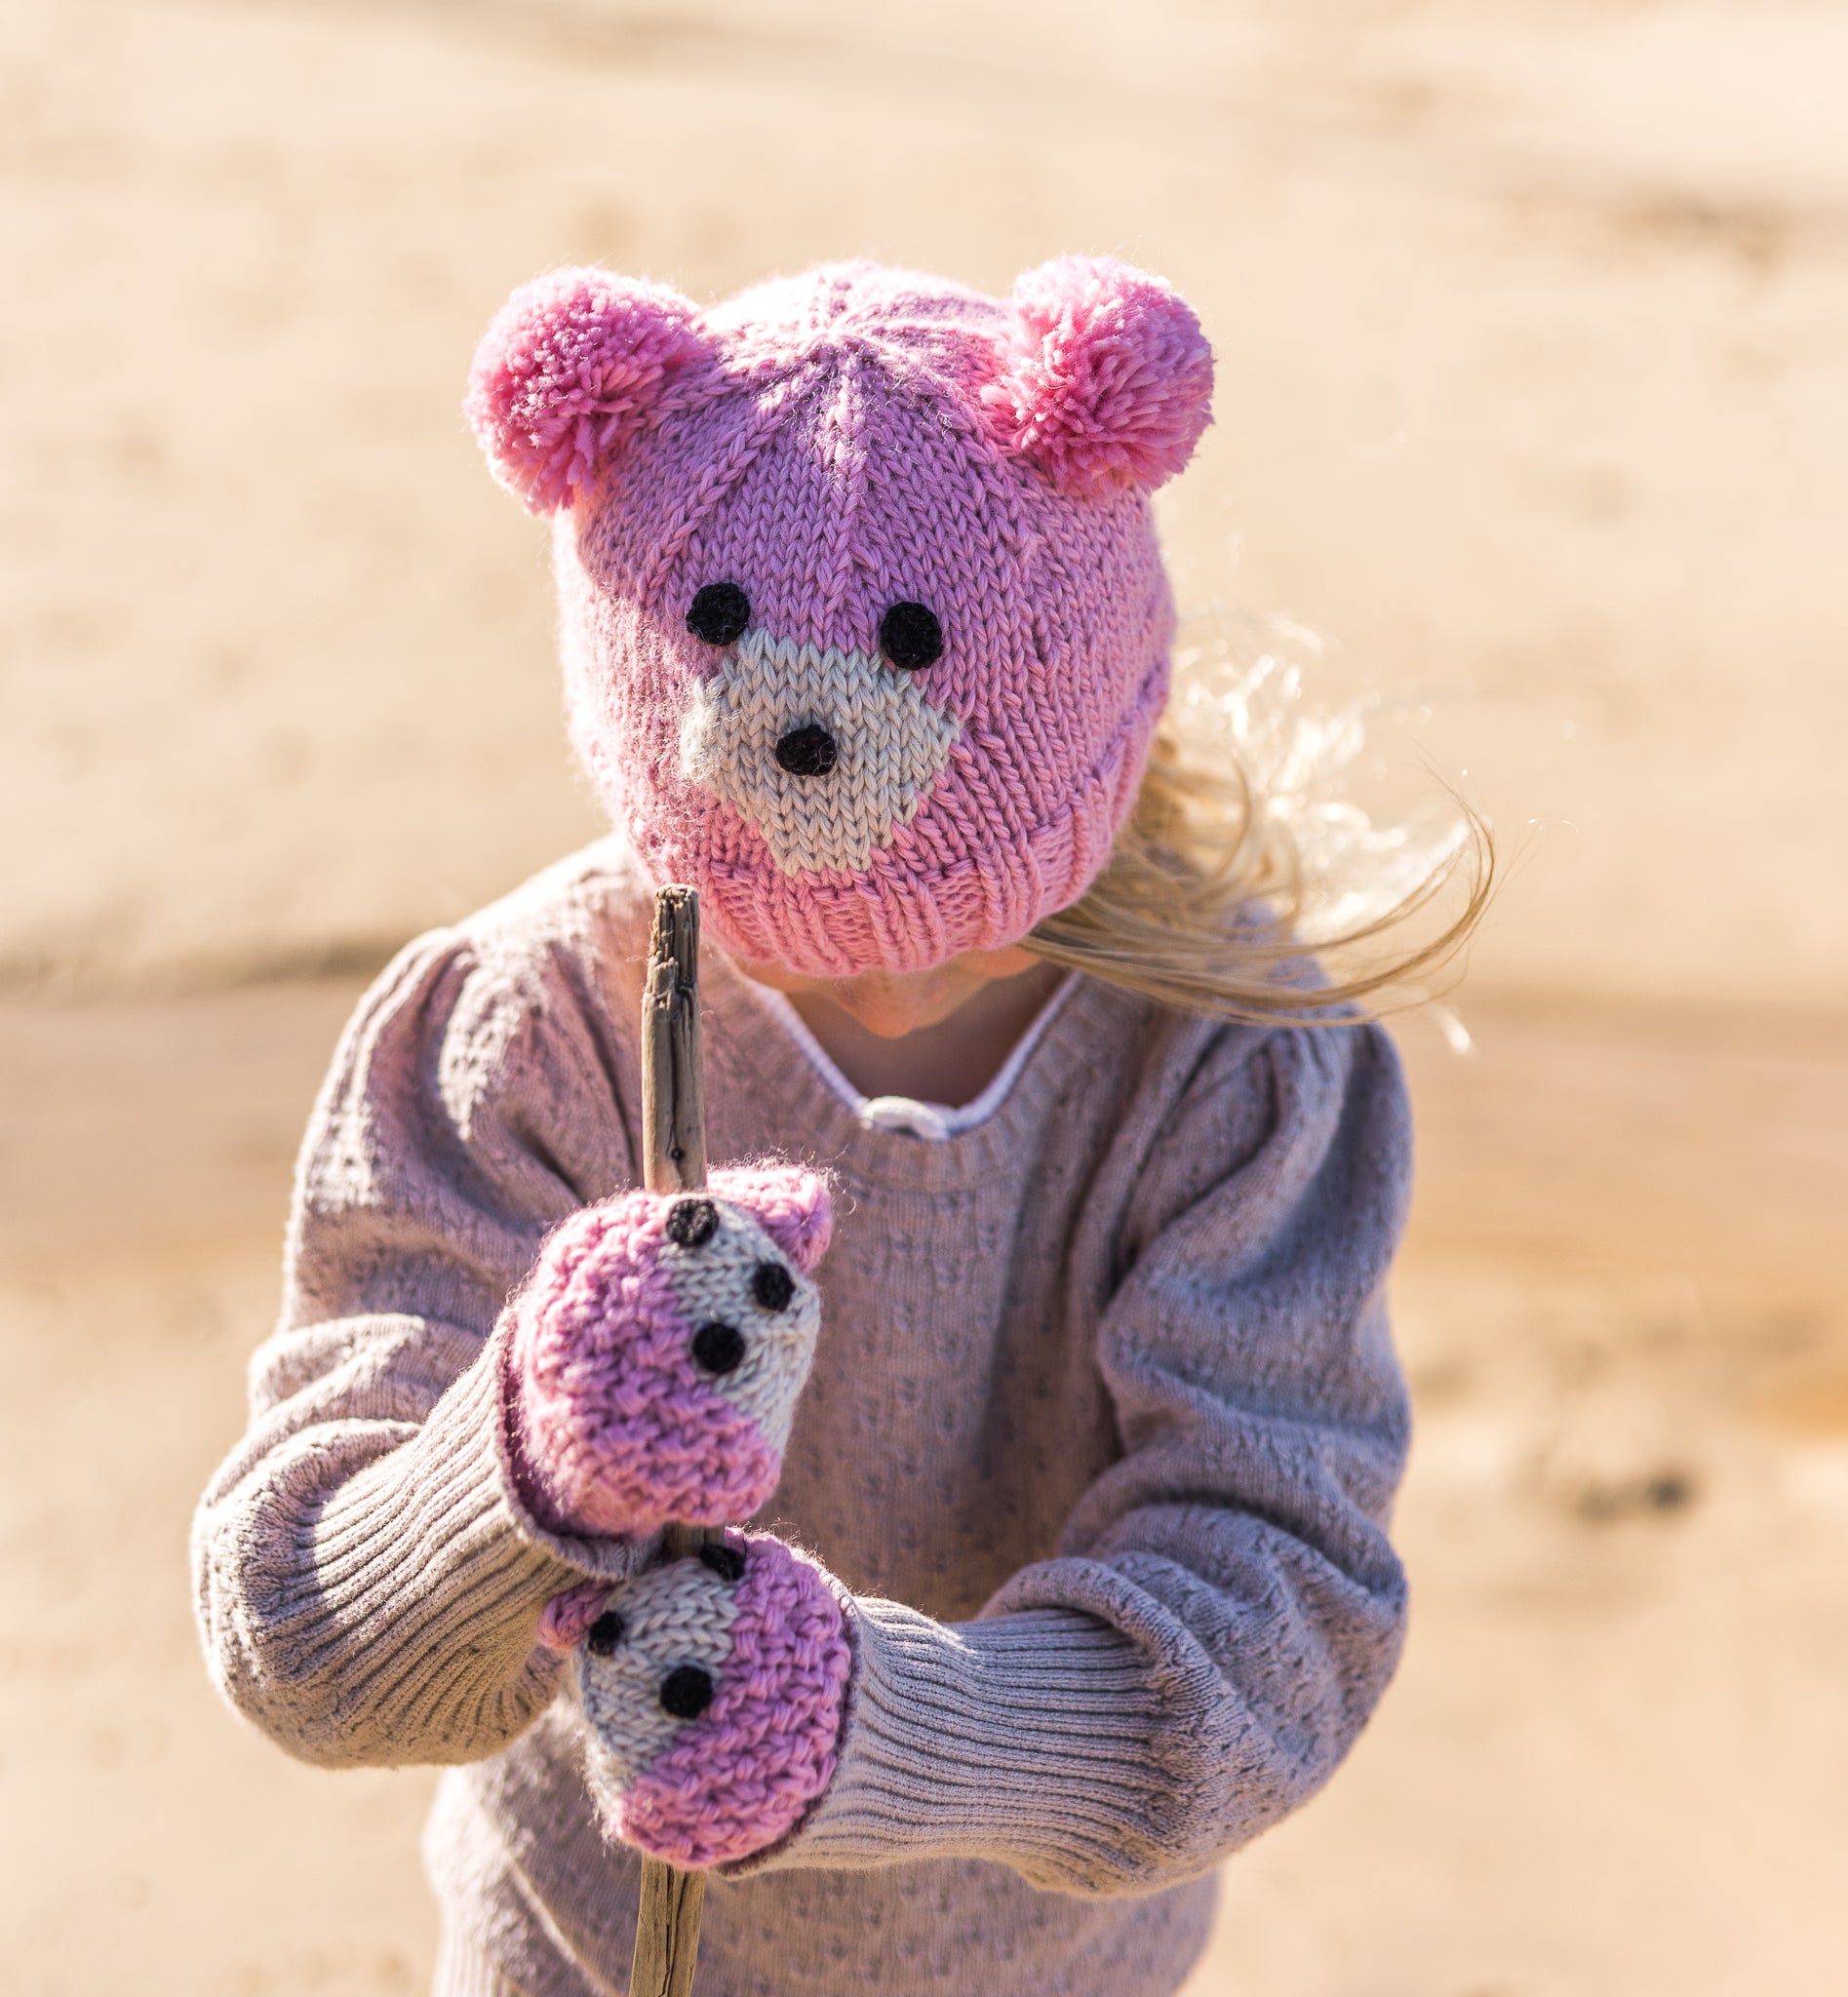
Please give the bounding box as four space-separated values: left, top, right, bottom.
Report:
190 929 649 1769
756 1019 1414 1895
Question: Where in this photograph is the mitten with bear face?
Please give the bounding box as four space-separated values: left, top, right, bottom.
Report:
503 1165 831 1541
540 1531 853 1868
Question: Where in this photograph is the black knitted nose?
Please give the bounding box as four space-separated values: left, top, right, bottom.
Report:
691 1320 746 1375
774 724 838 778
659 1664 716 1720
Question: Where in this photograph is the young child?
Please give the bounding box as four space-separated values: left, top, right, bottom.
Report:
194 256 1439 1997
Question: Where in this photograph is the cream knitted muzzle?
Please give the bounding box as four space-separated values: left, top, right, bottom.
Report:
678 628 963 876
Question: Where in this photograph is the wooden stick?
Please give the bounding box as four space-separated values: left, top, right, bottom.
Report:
631 1859 708 1997
632 884 712 1997
641 883 706 1197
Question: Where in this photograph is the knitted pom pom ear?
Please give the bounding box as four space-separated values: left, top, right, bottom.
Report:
981 256 1214 496
466 268 712 513
709 1165 832 1276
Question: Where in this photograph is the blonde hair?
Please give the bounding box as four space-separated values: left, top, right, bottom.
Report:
1024 617 1495 1024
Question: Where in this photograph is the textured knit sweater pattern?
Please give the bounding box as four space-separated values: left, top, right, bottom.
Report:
191 839 1414 1997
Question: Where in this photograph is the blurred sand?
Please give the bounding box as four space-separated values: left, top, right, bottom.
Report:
4 0 1847 1005
3 1 1846 1992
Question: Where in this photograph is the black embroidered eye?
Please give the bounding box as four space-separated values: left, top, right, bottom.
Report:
691 1321 746 1375
698 1542 747 1584
751 1262 795 1312
659 1664 716 1719
586 1612 625 1658
879 601 942 672
687 582 751 646
665 1198 719 1248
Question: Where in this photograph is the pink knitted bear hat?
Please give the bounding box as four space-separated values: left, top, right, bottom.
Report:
468 257 1214 977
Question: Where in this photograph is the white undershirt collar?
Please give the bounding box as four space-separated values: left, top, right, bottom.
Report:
743 972 1079 1142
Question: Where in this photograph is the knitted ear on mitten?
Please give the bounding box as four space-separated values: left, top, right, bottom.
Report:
546 1531 853 1868
503 1165 831 1539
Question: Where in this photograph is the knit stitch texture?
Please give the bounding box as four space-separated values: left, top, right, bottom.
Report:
191 840 1414 1997
576 1531 853 1868
467 257 1215 976
504 1169 829 1537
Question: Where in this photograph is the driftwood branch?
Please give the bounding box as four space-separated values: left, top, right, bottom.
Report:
631 1856 708 1997
641 884 707 1197
632 884 713 1997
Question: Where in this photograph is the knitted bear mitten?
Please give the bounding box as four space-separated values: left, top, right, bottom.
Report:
544 1532 853 1867
503 1166 831 1539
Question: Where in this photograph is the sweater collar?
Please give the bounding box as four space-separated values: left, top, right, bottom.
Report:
728 970 1081 1143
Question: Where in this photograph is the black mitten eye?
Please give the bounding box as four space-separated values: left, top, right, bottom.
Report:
687 582 751 646
665 1198 719 1248
879 601 943 672
697 1542 747 1584
586 1611 625 1658
751 1262 795 1312
691 1321 746 1375
659 1664 716 1720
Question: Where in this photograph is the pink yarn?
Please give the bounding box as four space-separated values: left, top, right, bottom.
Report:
505 1167 829 1537
536 1580 613 1654
468 256 1216 976
711 1161 831 1274
981 257 1215 495
616 1535 851 1868
466 269 710 513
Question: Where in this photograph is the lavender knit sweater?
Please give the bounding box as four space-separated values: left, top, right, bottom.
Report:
191 840 1414 1997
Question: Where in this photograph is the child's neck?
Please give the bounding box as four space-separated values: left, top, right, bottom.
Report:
782 959 1066 1107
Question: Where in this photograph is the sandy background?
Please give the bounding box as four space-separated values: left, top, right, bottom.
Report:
2 1 1845 1991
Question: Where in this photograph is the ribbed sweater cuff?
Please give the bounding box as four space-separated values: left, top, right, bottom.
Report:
317 1320 646 1587
295 1323 649 1763
745 1598 1166 1887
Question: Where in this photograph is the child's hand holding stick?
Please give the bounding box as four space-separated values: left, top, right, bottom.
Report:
511 883 846 1977
625 886 854 1992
